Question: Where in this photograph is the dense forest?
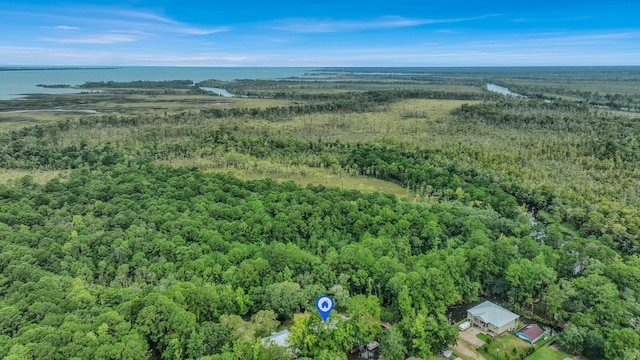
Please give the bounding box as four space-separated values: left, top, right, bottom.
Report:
1 68 639 360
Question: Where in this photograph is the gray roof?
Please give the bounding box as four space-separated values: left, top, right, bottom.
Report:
261 330 290 347
467 301 519 328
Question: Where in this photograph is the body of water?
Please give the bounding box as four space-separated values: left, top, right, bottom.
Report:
487 83 523 97
0 66 314 100
200 87 236 97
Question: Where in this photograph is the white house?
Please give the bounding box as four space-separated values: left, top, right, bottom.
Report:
467 301 519 336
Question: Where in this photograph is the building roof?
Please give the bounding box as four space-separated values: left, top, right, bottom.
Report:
516 324 545 344
467 301 519 328
261 329 290 347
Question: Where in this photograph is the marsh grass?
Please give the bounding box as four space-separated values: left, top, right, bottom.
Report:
157 157 416 200
0 93 296 131
0 169 67 185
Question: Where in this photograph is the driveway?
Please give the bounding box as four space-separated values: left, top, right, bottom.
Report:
453 341 485 360
459 327 486 348
454 327 486 360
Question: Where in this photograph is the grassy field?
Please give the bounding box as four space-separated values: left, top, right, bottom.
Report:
477 333 531 360
525 345 574 360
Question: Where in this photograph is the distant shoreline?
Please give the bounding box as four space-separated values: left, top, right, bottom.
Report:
0 67 119 72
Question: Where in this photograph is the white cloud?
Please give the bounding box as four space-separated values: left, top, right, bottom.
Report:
54 25 80 31
510 16 593 23
4 6 229 38
93 8 230 36
37 34 143 44
269 14 499 33
177 26 230 35
110 9 176 24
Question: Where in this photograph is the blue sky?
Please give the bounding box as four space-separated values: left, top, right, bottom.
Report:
0 0 639 66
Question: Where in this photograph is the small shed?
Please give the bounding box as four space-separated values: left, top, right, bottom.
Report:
442 349 453 358
516 324 545 344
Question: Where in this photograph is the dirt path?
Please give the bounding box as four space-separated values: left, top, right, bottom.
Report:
454 328 486 360
454 340 485 360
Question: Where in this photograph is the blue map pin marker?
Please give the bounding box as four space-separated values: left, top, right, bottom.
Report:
315 295 335 322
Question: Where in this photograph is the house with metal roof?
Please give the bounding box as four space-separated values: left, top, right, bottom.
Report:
516 324 545 344
466 301 519 336
261 329 291 348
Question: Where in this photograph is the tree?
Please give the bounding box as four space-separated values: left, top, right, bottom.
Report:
288 313 316 357
231 339 293 360
0 306 23 337
346 294 382 346
557 323 584 355
328 284 350 311
219 314 255 342
605 328 640 360
380 325 407 360
409 311 433 358
408 310 457 358
541 280 575 321
4 344 31 360
134 295 197 360
506 255 556 310
289 312 355 358
262 281 305 320
251 310 280 337
582 329 605 360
